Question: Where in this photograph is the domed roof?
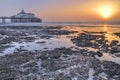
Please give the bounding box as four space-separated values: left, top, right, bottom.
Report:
11 9 36 18
20 9 25 14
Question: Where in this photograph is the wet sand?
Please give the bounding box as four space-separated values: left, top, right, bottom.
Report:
0 25 120 80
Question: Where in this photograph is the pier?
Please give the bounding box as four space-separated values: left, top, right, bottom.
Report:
0 17 42 24
0 9 42 24
0 17 9 24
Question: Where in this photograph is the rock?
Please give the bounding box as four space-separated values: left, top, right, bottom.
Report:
71 33 106 49
45 29 77 35
89 51 97 57
0 67 18 80
49 52 62 59
36 41 46 44
40 53 48 60
97 51 103 57
102 61 120 79
110 40 119 46
110 47 120 54
55 73 72 80
91 59 103 75
114 33 120 37
22 62 37 68
41 60 49 68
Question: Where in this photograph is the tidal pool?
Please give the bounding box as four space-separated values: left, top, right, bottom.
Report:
0 24 120 64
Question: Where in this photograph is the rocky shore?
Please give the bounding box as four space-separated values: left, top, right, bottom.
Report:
0 25 120 80
114 33 120 37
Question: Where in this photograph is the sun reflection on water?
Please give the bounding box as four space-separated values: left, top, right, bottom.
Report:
103 24 108 31
102 24 120 44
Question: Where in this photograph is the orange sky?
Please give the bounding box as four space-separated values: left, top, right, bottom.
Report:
0 0 120 22
36 0 120 22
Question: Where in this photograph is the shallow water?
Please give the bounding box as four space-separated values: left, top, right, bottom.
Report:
96 53 120 64
67 25 120 64
0 36 76 56
0 24 120 64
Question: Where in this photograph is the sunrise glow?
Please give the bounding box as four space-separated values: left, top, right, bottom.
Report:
98 5 115 19
0 0 120 22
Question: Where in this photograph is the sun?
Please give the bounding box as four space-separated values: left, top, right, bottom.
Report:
98 5 114 19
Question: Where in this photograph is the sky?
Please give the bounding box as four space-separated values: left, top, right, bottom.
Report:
0 0 120 22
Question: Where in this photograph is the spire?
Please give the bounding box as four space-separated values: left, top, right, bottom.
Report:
21 9 25 14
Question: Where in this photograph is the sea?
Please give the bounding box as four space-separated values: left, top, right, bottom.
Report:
0 22 120 64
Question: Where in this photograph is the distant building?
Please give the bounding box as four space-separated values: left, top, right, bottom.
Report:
11 9 42 23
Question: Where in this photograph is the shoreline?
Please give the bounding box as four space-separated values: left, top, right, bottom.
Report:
0 22 120 27
0 25 120 80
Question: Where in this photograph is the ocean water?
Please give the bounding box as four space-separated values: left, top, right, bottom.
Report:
0 22 120 26
0 23 120 64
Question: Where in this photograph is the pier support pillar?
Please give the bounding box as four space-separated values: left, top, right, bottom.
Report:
2 18 6 24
